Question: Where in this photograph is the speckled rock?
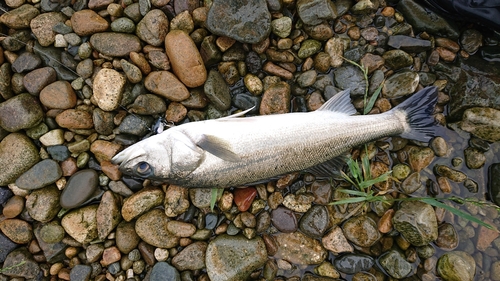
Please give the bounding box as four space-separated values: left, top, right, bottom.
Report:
437 251 475 281
260 81 290 114
144 71 190 102
0 93 43 132
93 68 127 111
150 262 180 281
204 69 231 111
136 9 169 46
206 0 271 44
71 9 109 36
378 250 413 279
39 81 77 109
89 33 142 57
23 67 57 95
97 191 122 240
55 109 94 129
382 71 420 98
1 248 40 279
61 205 98 244
30 12 66 47
0 218 33 244
296 0 337 25
115 221 140 254
171 241 207 270
122 187 164 221
393 201 438 246
206 234 267 281
15 159 62 190
164 184 190 217
322 226 354 255
25 185 60 223
343 215 381 247
334 254 374 274
273 232 327 264
0 4 40 29
459 107 500 142
135 208 179 248
0 133 40 185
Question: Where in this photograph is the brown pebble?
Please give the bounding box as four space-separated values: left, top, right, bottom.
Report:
360 53 384 74
262 234 278 256
378 209 395 233
0 218 33 244
55 109 94 129
437 177 452 193
260 81 291 115
100 246 121 266
435 47 456 62
90 140 122 163
71 9 109 36
3 195 25 218
58 268 71 280
138 241 156 265
435 38 460 53
144 71 190 102
130 52 151 75
216 36 236 52
262 61 293 80
40 81 77 109
60 157 78 176
165 102 187 123
381 7 395 17
347 26 360 40
307 92 325 111
101 161 122 181
23 67 57 95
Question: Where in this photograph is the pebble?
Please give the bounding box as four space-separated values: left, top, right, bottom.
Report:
407 146 435 172
165 30 207 88
39 81 76 110
273 232 327 265
206 234 267 281
120 59 143 84
434 164 467 182
333 65 365 96
47 145 71 161
136 9 169 46
233 187 257 212
333 253 374 274
260 81 291 114
282 193 314 213
3 195 24 218
0 133 40 185
23 67 57 95
122 187 164 221
90 140 122 163
90 33 142 57
97 191 121 240
171 241 207 270
30 12 66 47
0 4 40 29
116 221 140 254
0 218 33 244
144 71 190 102
166 221 196 237
393 201 438 246
55 109 94 129
299 205 329 238
61 205 99 243
25 185 61 223
206 0 271 44
15 159 62 190
204 69 231 111
93 68 127 111
39 221 65 243
71 9 109 36
271 206 298 233
164 185 190 217
437 251 475 281
135 208 179 248
343 215 381 247
297 0 337 25
321 226 354 255
60 169 99 209
383 49 413 70
271 17 292 38
1 248 40 279
150 262 180 281
382 71 420 98
378 250 413 279
69 264 92 281
0 93 44 132
435 223 458 250
110 17 136 33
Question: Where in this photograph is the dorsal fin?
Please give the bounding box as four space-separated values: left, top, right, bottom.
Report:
317 89 357 115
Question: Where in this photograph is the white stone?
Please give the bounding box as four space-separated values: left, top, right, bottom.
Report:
39 129 65 146
54 34 68 47
93 68 126 111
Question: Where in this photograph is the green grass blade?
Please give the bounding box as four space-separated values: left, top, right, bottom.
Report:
362 152 371 180
210 188 220 211
358 171 391 190
340 171 358 187
338 189 370 196
363 81 384 115
421 198 498 231
331 197 368 205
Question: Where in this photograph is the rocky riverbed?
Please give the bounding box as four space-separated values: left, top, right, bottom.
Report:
1 0 500 280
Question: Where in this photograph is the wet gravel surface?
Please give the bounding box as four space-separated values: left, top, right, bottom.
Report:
1 0 500 280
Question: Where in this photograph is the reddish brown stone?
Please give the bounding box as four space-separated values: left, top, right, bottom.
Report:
234 187 257 212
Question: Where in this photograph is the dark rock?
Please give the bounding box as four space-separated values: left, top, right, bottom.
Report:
334 253 374 274
11 52 42 73
378 250 413 279
47 145 71 161
299 205 329 238
150 262 180 281
0 93 44 132
60 169 99 209
333 64 365 96
489 163 500 206
296 0 337 25
15 159 62 190
0 233 18 263
1 248 41 279
271 206 298 233
118 114 154 136
387 35 432 53
70 265 92 281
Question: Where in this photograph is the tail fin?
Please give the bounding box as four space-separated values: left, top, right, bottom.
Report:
392 86 439 142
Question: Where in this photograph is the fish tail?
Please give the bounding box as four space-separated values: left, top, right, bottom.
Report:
392 86 439 142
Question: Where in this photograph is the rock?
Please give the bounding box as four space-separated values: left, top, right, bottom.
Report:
122 187 164 221
135 209 179 248
90 140 122 163
407 146 435 172
434 164 467 182
144 71 190 102
393 201 438 246
39 221 65 244
71 9 109 36
0 133 40 185
430 136 448 157
3 195 24 218
387 35 432 53
382 71 419 98
378 250 413 279
437 251 475 281
397 0 459 39
150 262 180 281
464 147 486 169
165 30 207 88
333 65 366 96
61 205 99 244
282 193 314 213
271 206 298 233
116 221 140 254
60 169 99 209
0 93 43 132
136 9 169 46
117 114 154 136
489 163 500 207
325 37 344 68
93 68 127 111
164 184 190 217
204 69 231 111
401 172 423 194
23 67 57 95
97 191 122 240
383 49 413 70
11 52 42 73
0 219 33 244
334 253 374 274
171 241 207 270
1 248 40 279
0 4 40 29
30 12 66 47
260 81 291 114
206 0 271 44
296 0 337 25
40 81 76 109
165 102 187 123
321 225 353 255
166 221 196 237
233 187 257 212
55 109 94 129
271 17 292 38
460 29 482 54
0 233 18 263
435 223 458 250
273 232 327 264
343 215 381 247
90 33 142 57
459 107 500 142
15 159 62 190
70 264 92 281
299 205 329 238
298 39 322 59
206 234 267 281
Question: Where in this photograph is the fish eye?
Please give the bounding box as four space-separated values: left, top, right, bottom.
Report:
136 162 152 176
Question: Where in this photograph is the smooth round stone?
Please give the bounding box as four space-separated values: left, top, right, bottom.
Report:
0 218 33 244
93 68 126 111
55 109 94 129
271 206 298 233
3 195 24 218
0 4 40 29
407 146 435 172
150 262 180 281
460 107 500 142
206 234 267 281
116 221 140 254
171 241 207 270
0 93 43 132
11 52 41 73
401 172 422 194
297 70 317 88
23 67 57 95
144 71 190 102
71 9 109 36
333 65 366 96
165 30 207 88
15 159 62 190
343 215 381 247
464 147 486 169
273 231 327 265
435 223 459 250
437 251 475 281
117 114 154 137
39 81 77 109
378 250 413 279
0 133 40 186
25 185 61 223
135 209 179 248
334 254 374 274
296 0 337 25
392 164 411 180
39 129 64 146
271 16 292 38
60 169 99 209
120 59 143 84
430 136 448 157
136 9 169 46
189 188 213 209
0 232 18 263
382 71 420 98
110 17 136 33
89 32 141 57
204 69 231 111
299 205 329 238
393 201 438 246
46 145 70 161
434 164 467 182
97 190 122 240
122 187 165 221
322 226 354 255
93 109 115 135
61 205 98 244
382 49 413 70
39 221 65 243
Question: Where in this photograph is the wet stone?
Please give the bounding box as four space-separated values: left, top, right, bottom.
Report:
297 0 337 25
333 65 365 96
393 201 438 246
70 264 92 281
460 107 500 142
15 159 62 190
435 223 459 250
150 262 180 281
434 164 467 182
322 225 354 255
273 232 327 265
128 94 166 115
407 146 435 172
234 187 257 212
206 0 271 44
206 234 267 281
298 39 322 59
118 114 154 137
0 93 44 132
437 251 475 281
171 241 207 271
489 163 500 206
383 49 413 70
401 172 422 194
271 17 292 38
343 215 381 247
387 35 432 53
47 145 70 161
204 69 231 111
382 71 419 98
378 250 413 279
0 133 40 186
60 169 99 209
271 206 298 233
299 205 329 238
334 254 374 274
260 81 291 114
464 147 486 169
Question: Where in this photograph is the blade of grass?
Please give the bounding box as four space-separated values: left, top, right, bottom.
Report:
331 197 368 204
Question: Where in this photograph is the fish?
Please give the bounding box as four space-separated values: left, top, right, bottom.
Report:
111 86 439 188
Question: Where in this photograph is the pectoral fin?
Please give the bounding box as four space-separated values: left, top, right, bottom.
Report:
197 134 242 162
307 154 349 177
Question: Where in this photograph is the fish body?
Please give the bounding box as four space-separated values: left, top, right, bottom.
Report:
112 87 438 188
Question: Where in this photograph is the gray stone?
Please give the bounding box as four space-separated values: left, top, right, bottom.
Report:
89 33 142 57
387 35 432 53
204 69 232 111
70 265 92 281
333 64 365 97
26 185 61 223
0 93 43 132
60 169 99 209
488 163 500 207
296 0 337 25
150 262 180 281
15 159 62 190
299 205 329 238
378 250 413 279
334 253 374 274
1 248 40 279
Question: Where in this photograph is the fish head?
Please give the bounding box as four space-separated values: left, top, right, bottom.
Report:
111 130 205 182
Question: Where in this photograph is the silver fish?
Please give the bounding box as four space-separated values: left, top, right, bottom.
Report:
111 87 439 188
